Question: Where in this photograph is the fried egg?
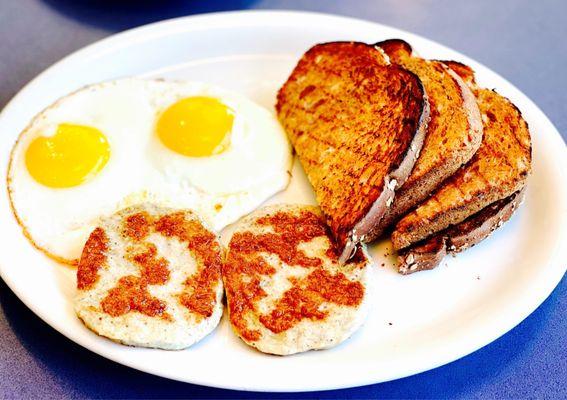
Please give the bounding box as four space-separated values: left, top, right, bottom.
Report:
8 79 292 264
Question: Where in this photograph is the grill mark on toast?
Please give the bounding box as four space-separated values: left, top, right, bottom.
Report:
368 39 483 240
392 64 531 250
475 168 492 188
302 130 385 161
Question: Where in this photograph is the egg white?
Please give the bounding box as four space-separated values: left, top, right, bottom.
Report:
8 79 292 263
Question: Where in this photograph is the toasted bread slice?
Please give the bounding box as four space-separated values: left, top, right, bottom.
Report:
276 42 429 262
392 62 532 250
368 40 483 239
398 189 525 274
75 204 224 349
222 204 372 355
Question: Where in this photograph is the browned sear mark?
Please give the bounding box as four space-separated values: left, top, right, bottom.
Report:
130 243 170 285
155 213 222 318
230 210 328 268
123 212 151 241
259 269 364 333
223 252 276 341
101 275 170 319
180 265 221 319
77 227 108 290
85 210 221 321
100 243 171 320
223 210 365 341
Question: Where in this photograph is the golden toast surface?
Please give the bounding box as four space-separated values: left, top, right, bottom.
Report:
371 40 483 236
276 42 427 246
392 63 532 249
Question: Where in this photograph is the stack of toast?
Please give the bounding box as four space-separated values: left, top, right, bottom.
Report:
277 39 532 273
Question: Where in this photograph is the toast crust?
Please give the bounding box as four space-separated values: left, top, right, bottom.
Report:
368 40 483 239
276 42 429 260
398 189 525 274
392 64 532 250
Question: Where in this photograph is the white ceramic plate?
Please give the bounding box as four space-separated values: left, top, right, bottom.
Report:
0 11 566 392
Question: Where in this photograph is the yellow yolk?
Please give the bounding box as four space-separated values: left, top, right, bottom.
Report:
25 124 110 188
156 96 234 157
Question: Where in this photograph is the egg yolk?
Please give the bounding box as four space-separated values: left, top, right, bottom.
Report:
25 123 110 188
156 96 234 157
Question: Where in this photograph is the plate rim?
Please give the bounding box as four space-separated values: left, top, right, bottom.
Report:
1 10 566 392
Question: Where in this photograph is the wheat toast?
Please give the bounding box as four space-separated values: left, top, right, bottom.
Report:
392 62 532 250
397 189 525 274
367 40 483 239
276 42 430 262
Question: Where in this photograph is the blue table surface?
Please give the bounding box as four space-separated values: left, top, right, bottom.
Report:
1 0 565 398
